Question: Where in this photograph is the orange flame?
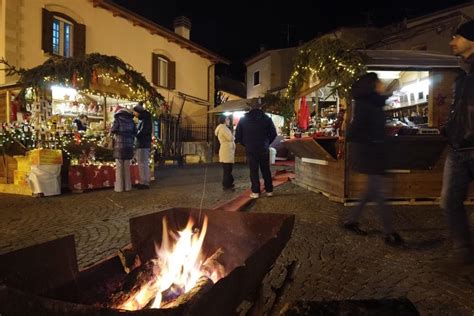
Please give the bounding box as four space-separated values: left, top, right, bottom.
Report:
118 215 212 310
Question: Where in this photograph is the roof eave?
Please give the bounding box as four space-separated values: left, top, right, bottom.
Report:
91 0 230 64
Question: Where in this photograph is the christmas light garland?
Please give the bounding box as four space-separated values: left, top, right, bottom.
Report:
0 53 165 115
287 37 368 102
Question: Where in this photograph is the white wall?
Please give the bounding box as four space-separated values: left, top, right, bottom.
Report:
246 55 271 98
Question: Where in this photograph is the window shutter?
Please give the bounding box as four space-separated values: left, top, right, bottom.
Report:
74 23 86 57
152 53 158 85
41 8 53 54
168 61 176 90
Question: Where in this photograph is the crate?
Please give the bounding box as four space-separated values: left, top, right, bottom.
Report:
14 170 29 186
14 155 30 172
28 149 63 165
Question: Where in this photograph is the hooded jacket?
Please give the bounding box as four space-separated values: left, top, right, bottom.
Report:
235 109 277 153
111 109 137 160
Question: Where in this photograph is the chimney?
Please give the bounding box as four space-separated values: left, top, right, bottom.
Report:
259 44 266 52
173 16 192 40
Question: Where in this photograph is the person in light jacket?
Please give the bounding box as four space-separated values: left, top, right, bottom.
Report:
111 107 137 192
215 115 235 190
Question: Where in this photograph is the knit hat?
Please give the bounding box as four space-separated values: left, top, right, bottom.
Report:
247 97 262 109
455 20 474 41
133 102 145 112
114 105 124 113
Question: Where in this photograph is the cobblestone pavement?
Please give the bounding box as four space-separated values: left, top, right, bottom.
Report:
0 164 249 268
1 164 474 314
249 183 474 315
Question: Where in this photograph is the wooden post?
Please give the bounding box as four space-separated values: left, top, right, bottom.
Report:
6 90 11 123
103 96 107 130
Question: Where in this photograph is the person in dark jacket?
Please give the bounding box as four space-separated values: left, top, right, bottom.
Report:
344 72 404 247
111 107 137 192
73 114 88 132
441 20 474 264
133 102 152 189
235 98 277 198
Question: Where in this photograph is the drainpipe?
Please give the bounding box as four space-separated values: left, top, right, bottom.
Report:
207 63 214 143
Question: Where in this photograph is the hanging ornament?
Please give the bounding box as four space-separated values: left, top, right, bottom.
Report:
72 72 78 88
74 132 81 144
103 75 111 86
91 69 98 85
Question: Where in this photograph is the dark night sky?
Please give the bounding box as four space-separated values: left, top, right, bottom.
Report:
112 0 471 81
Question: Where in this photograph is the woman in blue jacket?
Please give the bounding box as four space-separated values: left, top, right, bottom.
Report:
111 107 137 192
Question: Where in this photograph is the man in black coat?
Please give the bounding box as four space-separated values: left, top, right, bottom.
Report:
235 98 277 198
441 20 474 264
133 102 152 189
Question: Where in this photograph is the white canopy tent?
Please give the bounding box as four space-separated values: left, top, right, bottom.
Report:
208 98 261 113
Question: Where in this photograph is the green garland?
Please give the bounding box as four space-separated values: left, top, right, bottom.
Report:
287 37 368 102
262 92 294 135
0 53 165 112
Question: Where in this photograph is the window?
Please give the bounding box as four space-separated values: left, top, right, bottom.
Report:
157 57 169 87
52 17 73 57
152 53 176 89
253 71 260 86
42 8 86 57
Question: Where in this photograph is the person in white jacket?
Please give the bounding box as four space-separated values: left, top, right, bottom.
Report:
215 115 236 190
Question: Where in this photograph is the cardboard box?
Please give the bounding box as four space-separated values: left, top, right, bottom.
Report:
14 170 29 186
28 149 63 165
14 155 31 172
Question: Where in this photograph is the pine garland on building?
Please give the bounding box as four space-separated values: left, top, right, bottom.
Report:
0 53 165 111
287 37 368 102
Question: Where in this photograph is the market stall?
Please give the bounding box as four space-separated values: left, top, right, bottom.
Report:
0 53 163 195
284 40 468 204
209 97 287 162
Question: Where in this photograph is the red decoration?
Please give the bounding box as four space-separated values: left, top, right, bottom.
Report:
91 69 98 85
68 165 140 191
10 98 19 121
298 97 310 131
74 132 81 144
72 72 78 88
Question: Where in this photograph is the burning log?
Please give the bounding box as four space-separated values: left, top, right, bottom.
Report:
201 248 225 282
161 275 214 309
118 248 141 274
108 259 159 310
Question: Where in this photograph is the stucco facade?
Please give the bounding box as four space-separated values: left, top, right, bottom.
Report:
373 3 474 54
0 0 228 125
245 47 296 98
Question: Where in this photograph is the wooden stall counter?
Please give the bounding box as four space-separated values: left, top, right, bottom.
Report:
283 136 345 200
284 135 470 204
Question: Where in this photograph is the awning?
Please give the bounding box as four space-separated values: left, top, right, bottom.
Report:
362 50 461 69
208 98 256 113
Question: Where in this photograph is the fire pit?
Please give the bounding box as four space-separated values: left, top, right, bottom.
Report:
0 208 294 315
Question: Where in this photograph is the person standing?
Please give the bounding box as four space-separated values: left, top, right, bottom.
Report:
111 107 136 192
73 114 88 131
235 98 277 198
441 20 474 264
344 72 404 247
133 102 152 190
215 115 236 190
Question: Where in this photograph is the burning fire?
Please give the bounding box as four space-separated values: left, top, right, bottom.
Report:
118 215 223 310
